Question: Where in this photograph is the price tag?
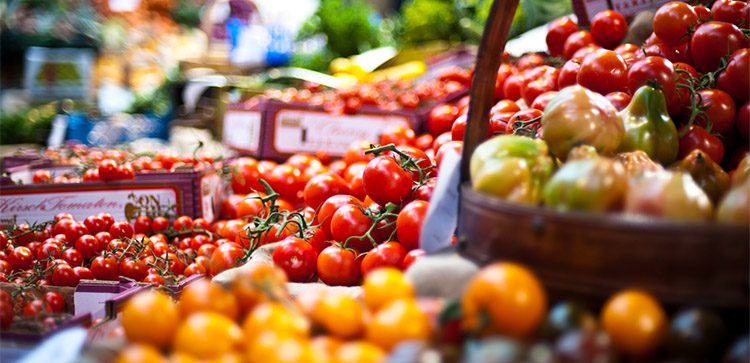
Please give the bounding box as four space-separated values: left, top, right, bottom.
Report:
222 111 262 152
419 149 461 253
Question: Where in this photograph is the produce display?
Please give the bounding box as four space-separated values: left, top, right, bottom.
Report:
0 0 749 361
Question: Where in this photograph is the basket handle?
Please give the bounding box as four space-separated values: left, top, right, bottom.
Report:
459 0 520 182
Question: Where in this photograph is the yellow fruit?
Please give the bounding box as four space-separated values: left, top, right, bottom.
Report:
115 344 165 363
335 341 386 363
363 268 414 312
246 330 321 363
311 293 364 339
242 303 310 341
366 299 431 350
173 312 243 360
602 289 667 356
121 290 179 348
178 278 239 320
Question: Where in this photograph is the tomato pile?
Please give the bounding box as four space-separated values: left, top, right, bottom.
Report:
112 263 748 362
0 288 68 332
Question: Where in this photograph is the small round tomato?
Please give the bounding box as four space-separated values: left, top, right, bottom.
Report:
119 258 148 281
506 109 544 136
690 21 746 72
427 104 460 137
557 59 582 89
23 299 51 317
208 242 244 276
91 255 119 281
695 89 737 136
380 124 416 146
272 237 318 282
653 2 698 45
502 74 526 101
173 216 194 232
602 289 667 355
37 242 62 261
531 91 558 111
712 0 748 27
577 49 628 94
522 67 559 106
396 200 430 251
50 263 79 287
317 245 361 286
73 266 94 281
627 56 676 96
75 234 100 259
330 204 374 253
546 17 578 57
43 292 65 313
267 164 304 200
230 157 263 194
737 101 749 141
121 290 179 349
562 30 594 59
83 215 107 234
151 216 170 233
8 246 33 270
402 249 426 270
32 169 51 183
133 216 152 235
360 241 407 276
679 124 725 163
109 221 134 239
303 173 352 210
363 156 414 206
590 10 627 49
716 48 749 103
98 159 119 181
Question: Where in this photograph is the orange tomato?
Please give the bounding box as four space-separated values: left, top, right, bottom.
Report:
601 289 667 356
231 264 289 316
178 279 239 320
363 268 414 312
242 303 310 341
311 293 364 339
309 336 343 360
121 290 178 349
461 262 547 338
173 312 243 360
245 330 321 363
335 341 386 363
115 344 165 363
236 195 266 219
366 299 431 350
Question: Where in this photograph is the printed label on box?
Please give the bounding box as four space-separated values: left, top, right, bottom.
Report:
273 110 411 156
0 187 179 226
223 110 262 152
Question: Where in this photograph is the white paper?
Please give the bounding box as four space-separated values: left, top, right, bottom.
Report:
47 115 68 148
419 149 461 253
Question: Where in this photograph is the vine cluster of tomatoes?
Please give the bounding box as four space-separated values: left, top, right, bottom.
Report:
428 0 749 171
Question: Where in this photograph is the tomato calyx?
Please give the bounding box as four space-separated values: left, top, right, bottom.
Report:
509 115 543 138
364 143 436 188
342 203 400 249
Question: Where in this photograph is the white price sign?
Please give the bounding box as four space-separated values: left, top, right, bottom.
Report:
223 110 262 152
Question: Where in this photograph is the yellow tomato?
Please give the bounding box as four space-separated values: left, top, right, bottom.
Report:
242 303 310 341
166 352 198 363
231 264 289 316
461 262 547 338
173 312 244 359
178 278 239 320
121 290 179 349
246 330 322 363
115 344 165 363
312 293 365 339
601 289 667 356
363 268 414 312
366 299 431 350
309 336 343 360
335 341 386 363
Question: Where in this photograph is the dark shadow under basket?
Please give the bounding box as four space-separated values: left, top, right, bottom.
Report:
457 184 750 309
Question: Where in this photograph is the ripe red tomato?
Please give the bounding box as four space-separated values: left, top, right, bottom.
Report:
557 59 582 89
0 290 12 329
577 49 628 95
267 164 304 200
506 109 544 135
494 64 517 101
502 74 526 102
109 221 134 239
95 232 112 251
695 89 737 136
435 141 463 169
98 159 119 181
679 125 725 162
690 21 746 72
716 48 749 103
62 249 83 267
522 67 559 106
83 215 107 234
606 92 633 111
43 292 65 313
363 156 414 206
427 104 460 137
118 163 135 179
317 245 361 286
412 177 436 202
230 157 263 194
151 216 170 233
396 201 430 251
330 204 375 253
531 91 558 111
119 258 148 281
8 247 33 270
173 216 194 232
711 0 748 27
23 300 51 317
75 235 100 259
738 101 750 141
183 263 206 276
272 237 318 282
50 263 79 287
590 10 628 49
627 56 677 95
303 173 352 210
563 30 594 59
133 216 152 235
360 241 408 277
380 124 416 146
32 170 51 183
142 273 165 286
653 2 698 46
73 266 94 280
91 255 119 281
402 249 426 270
389 146 435 181
546 17 578 57
208 242 244 276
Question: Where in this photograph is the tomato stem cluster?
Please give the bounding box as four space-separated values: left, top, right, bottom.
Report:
365 143 435 188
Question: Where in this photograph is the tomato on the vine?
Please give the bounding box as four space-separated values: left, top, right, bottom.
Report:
75 235 100 259
208 242 244 276
363 156 413 206
330 204 375 253
716 48 749 103
695 89 737 136
395 200 430 251
653 2 698 46
557 59 581 89
50 263 79 287
8 246 33 271
402 249 426 270
109 221 134 239
272 237 318 282
303 173 352 210
317 245 361 286
91 255 119 281
360 241 407 277
679 124 725 163
606 92 633 111
690 21 746 72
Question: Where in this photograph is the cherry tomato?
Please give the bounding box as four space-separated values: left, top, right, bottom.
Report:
0 290 12 328
173 216 194 232
563 30 594 59
363 156 413 206
119 258 148 281
133 216 152 235
303 173 352 210
546 17 578 57
109 221 134 239
395 200 430 251
330 204 374 253
98 159 119 181
557 59 582 90
43 292 65 313
267 164 304 200
209 242 244 276
737 101 750 141
590 10 627 49
23 300 51 317
8 246 33 270
83 215 107 234
230 157 263 194
73 266 94 280
360 241 407 276
601 289 667 355
711 0 748 27
506 109 544 135
679 124 725 163
75 234 100 259
695 89 737 136
402 249 426 270
577 50 628 95
522 67 559 106
50 263 79 286
494 64 517 101
151 216 170 233
32 170 51 183
653 2 698 46
716 48 749 103
184 263 206 276
690 21 746 72
272 237 318 282
317 245 361 286
427 104 460 137
502 74 526 101
91 255 119 280
531 91 558 111
435 141 463 169
627 56 676 95
118 163 135 179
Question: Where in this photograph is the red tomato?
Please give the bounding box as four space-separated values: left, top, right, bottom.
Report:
557 59 582 89
267 164 304 200
427 104 460 137
432 132 452 154
330 204 375 253
344 162 368 200
98 213 114 230
738 101 749 141
502 74 526 102
316 245 361 286
8 246 33 270
184 263 206 276
451 114 468 141
653 2 698 46
693 5 712 22
402 249 426 270
563 30 594 59
0 290 12 328
83 215 107 234
522 67 559 105
32 170 51 183
380 124 416 146
43 292 65 313
695 89 737 136
75 235 99 259
318 195 364 236
389 145 435 181
531 91 558 111
62 249 83 267
303 173 352 210
546 17 578 57
173 216 194 232
716 48 749 103
118 163 135 179
220 194 243 220
494 64 517 101
412 177 436 202
304 227 330 255
50 263 79 287
396 201 430 251
344 140 376 165
711 0 748 27
118 258 148 281
230 157 263 194
577 49 628 95
109 221 133 239
506 109 544 135
98 159 119 181
23 300 51 317
95 232 112 251
73 266 94 281
690 21 746 72
272 237 318 282
679 125 725 162
590 10 627 49
133 216 152 235
91 255 119 281
208 242 244 276
361 241 408 277
435 141 463 169
363 156 414 206
627 56 676 95
606 92 633 111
